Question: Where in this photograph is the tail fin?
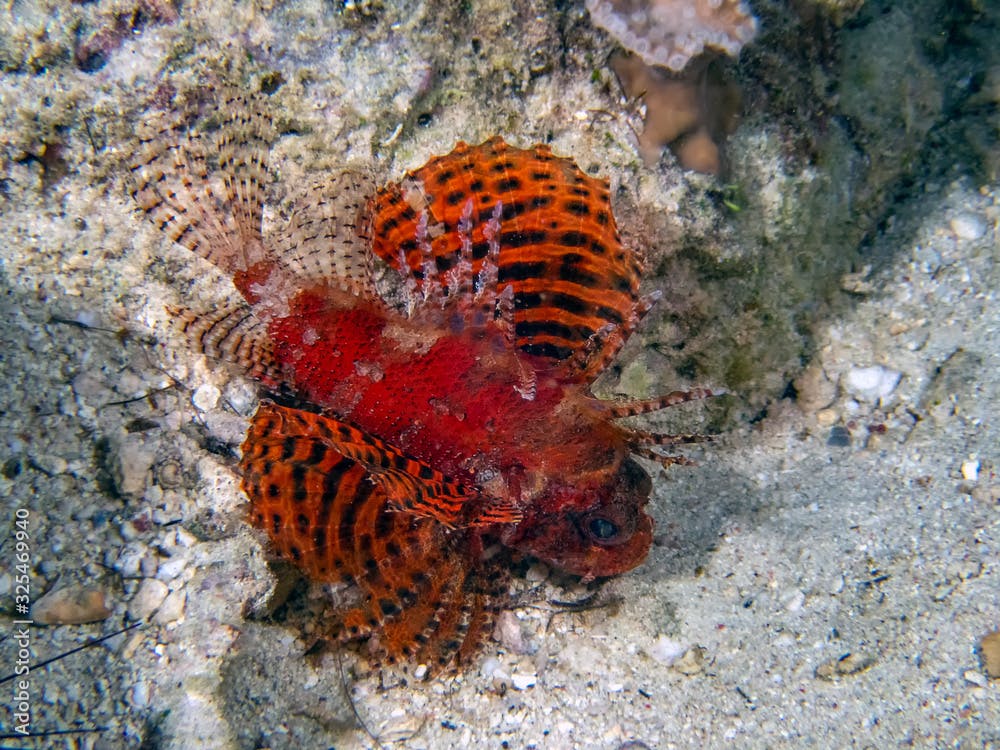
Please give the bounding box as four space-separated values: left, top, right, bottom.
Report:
129 91 275 282
167 302 284 387
131 90 382 310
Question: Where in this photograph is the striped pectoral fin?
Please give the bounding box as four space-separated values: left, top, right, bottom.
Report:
241 405 377 583
247 402 518 528
563 291 661 381
372 472 476 526
214 91 275 251
347 447 523 528
369 138 647 379
316 427 475 527
241 401 452 598
363 462 523 527
284 406 520 528
413 553 510 672
369 549 465 666
131 106 233 261
369 542 510 673
241 402 506 671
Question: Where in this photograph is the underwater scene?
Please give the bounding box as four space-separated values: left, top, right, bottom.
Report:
0 0 997 747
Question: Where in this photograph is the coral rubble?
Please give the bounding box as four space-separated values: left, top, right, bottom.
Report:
610 50 740 173
586 0 757 72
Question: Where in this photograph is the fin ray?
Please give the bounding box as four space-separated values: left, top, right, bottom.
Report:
168 302 283 386
272 172 379 298
130 93 276 279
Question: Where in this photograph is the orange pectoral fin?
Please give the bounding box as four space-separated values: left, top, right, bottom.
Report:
369 469 473 528
353 447 522 528
250 402 518 528
241 401 509 671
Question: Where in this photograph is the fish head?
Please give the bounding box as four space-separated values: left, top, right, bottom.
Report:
505 456 654 580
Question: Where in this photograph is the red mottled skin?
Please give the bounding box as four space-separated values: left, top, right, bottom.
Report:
238 273 652 580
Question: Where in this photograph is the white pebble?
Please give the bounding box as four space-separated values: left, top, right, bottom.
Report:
493 610 529 654
42 683 60 705
127 578 168 620
153 589 186 625
140 556 158 578
173 527 198 548
192 383 221 411
224 380 257 416
963 669 987 687
783 589 806 612
510 672 537 690
156 555 189 581
130 682 151 708
203 411 248 445
961 459 980 482
950 214 986 240
815 408 838 427
480 656 503 679
844 366 901 402
114 543 151 578
828 574 846 595
115 441 155 499
650 635 687 666
33 454 68 475
525 562 549 582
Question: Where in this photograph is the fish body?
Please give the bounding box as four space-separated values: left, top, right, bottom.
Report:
260 285 627 519
130 94 715 670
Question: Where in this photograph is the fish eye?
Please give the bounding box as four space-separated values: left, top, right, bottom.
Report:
587 516 620 542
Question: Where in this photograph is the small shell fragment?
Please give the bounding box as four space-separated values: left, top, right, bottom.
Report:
980 630 1000 679
844 366 901 402
650 635 686 666
960 459 980 482
127 578 169 620
152 589 187 625
672 646 707 675
510 672 537 690
32 586 112 625
964 669 988 687
815 651 875 680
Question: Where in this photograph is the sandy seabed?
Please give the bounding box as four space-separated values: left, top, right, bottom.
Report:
0 1 997 748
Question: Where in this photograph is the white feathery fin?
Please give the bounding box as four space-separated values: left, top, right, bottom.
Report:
271 170 379 299
130 91 276 278
214 92 275 264
167 302 284 387
131 107 236 266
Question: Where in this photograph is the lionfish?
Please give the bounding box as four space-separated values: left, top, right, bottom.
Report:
129 91 718 672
